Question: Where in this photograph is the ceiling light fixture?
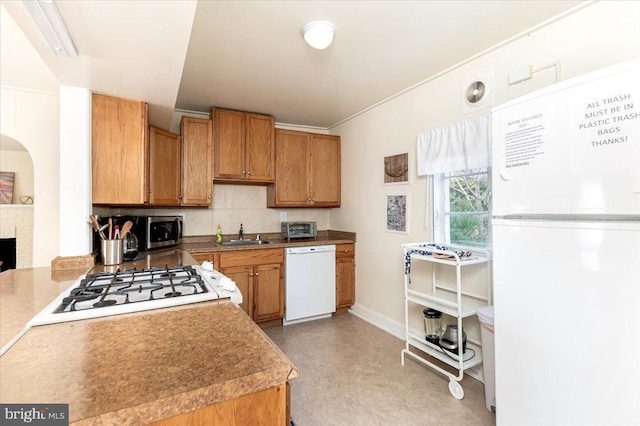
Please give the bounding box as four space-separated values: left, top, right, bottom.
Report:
301 21 335 50
22 0 78 58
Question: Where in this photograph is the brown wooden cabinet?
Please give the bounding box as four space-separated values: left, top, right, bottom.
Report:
218 248 284 323
267 129 341 207
92 94 212 207
149 126 181 206
212 108 275 183
190 252 219 266
150 384 287 426
92 94 149 205
335 243 355 310
181 116 213 206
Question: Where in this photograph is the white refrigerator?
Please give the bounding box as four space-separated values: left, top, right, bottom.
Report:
491 59 640 425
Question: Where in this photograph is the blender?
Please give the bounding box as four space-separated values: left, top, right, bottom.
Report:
423 308 443 345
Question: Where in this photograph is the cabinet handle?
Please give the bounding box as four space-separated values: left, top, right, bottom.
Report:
242 170 246 175
208 195 212 199
249 272 254 277
343 249 348 253
255 272 259 276
179 195 183 199
247 171 251 175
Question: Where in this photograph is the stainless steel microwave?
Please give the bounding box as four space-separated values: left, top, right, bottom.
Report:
133 216 183 250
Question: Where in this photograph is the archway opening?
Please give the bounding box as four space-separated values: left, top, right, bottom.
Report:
1 134 35 269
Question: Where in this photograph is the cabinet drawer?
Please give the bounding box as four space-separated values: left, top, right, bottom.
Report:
336 244 355 259
189 251 219 267
219 248 284 268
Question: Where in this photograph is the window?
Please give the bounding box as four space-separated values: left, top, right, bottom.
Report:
432 168 490 248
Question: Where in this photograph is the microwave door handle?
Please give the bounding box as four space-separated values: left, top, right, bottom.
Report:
175 219 182 240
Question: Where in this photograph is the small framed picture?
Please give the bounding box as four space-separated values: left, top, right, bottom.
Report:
383 152 410 185
0 172 15 204
386 193 408 234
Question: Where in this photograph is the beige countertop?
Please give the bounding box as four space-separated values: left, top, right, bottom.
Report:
0 249 298 425
181 229 356 253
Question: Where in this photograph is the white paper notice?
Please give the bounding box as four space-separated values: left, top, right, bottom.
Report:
568 68 640 174
494 97 559 180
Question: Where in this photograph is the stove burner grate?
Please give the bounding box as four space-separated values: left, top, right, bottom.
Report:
54 265 209 313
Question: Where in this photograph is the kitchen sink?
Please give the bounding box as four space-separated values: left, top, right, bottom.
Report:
220 239 272 246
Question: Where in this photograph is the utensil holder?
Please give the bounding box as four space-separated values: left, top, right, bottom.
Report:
101 239 123 265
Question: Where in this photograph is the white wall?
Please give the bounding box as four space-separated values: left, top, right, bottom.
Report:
0 87 60 267
330 1 640 327
58 86 93 257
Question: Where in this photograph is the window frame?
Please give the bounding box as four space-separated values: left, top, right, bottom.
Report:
432 168 491 248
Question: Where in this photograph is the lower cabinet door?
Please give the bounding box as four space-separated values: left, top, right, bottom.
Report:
336 257 355 308
253 263 284 321
222 266 253 319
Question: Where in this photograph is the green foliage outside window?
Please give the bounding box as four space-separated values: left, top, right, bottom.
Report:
447 171 489 247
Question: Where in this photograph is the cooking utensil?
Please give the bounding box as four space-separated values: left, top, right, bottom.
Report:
120 220 133 238
89 215 107 240
114 225 120 240
108 218 113 240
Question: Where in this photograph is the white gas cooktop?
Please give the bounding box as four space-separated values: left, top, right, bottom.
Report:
28 265 242 327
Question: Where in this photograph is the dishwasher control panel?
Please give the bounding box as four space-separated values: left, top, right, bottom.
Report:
281 221 317 241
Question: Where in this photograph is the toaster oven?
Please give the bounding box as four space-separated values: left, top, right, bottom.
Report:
281 221 317 242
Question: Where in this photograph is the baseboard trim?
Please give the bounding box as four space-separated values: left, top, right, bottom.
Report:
348 303 405 340
348 302 484 383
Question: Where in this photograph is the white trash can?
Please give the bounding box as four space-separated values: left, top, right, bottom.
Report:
477 305 495 412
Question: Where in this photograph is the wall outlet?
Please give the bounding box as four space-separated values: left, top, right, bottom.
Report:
280 212 287 222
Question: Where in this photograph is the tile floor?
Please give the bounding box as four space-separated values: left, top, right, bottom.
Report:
265 313 496 426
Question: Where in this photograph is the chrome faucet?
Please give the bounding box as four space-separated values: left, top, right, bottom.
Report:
238 223 244 240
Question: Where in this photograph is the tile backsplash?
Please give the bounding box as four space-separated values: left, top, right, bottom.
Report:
95 184 330 237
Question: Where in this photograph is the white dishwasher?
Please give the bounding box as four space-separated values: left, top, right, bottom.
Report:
284 245 336 325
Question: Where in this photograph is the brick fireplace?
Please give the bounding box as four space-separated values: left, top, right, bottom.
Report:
0 205 33 269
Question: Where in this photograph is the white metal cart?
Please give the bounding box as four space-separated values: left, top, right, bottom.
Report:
401 242 491 399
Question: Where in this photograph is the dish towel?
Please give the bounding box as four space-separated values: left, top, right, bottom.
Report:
404 244 472 276
404 243 447 275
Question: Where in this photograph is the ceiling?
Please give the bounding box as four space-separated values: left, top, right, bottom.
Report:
2 0 586 130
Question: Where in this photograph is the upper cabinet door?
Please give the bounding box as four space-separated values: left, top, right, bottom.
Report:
245 113 275 182
213 108 246 180
92 94 148 205
181 117 212 206
149 126 181 206
268 129 310 206
309 134 341 206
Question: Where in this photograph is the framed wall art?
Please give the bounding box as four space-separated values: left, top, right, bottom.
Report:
0 172 15 204
385 193 408 234
383 152 410 185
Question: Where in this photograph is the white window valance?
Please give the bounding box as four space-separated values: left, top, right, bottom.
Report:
416 113 491 176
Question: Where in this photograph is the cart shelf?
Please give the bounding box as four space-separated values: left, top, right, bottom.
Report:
406 288 487 318
401 242 491 400
406 330 484 370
